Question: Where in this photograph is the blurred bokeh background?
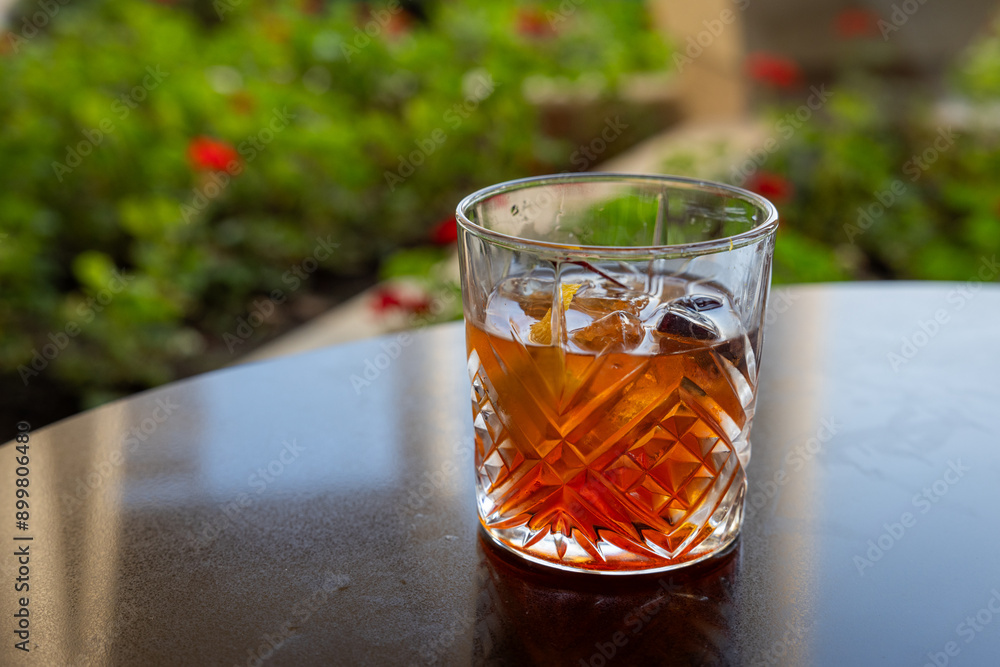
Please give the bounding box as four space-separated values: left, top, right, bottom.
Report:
2 0 998 430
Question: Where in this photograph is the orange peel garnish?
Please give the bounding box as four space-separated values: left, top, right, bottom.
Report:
530 283 580 344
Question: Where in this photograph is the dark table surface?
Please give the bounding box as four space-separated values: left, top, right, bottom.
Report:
3 283 1000 666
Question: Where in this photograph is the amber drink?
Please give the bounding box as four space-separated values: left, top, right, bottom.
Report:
458 174 777 574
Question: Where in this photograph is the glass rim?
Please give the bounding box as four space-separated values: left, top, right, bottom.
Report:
456 172 779 259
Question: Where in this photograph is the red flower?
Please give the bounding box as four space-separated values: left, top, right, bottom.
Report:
430 216 458 245
835 9 882 39
746 53 801 89
188 137 240 172
355 3 412 40
405 295 431 314
516 8 555 38
383 11 412 38
370 286 431 315
372 287 404 312
745 171 793 202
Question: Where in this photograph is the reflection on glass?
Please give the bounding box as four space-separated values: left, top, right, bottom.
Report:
737 288 829 664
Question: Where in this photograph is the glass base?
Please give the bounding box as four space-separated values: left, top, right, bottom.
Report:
478 480 746 576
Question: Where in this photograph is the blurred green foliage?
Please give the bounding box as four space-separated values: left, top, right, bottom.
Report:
763 79 1000 284
0 0 668 415
954 17 1000 100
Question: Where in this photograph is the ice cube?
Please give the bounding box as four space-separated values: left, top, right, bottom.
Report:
674 294 723 312
570 283 650 318
496 276 557 319
570 311 644 353
654 301 720 343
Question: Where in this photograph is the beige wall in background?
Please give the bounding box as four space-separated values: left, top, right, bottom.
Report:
648 0 748 121
0 0 18 27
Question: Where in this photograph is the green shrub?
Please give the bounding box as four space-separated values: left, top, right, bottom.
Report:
0 0 669 418
761 81 1000 284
